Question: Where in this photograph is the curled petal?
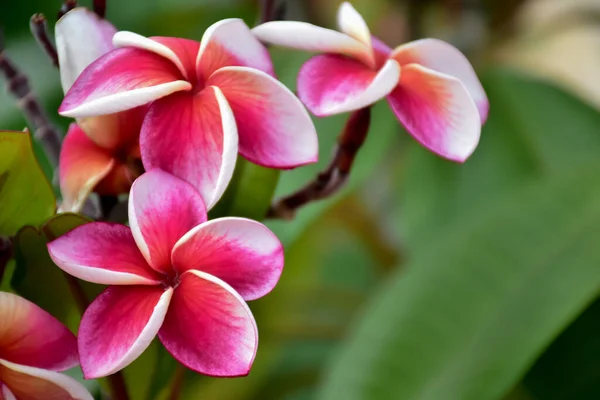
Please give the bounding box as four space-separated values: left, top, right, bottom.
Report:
0 359 93 400
78 286 173 379
55 7 117 93
0 293 77 371
391 39 489 122
78 105 147 152
159 270 258 377
207 67 317 168
128 170 208 274
59 124 114 213
59 48 191 118
197 19 274 81
298 55 400 116
337 2 373 62
140 87 238 210
387 64 481 162
48 222 162 285
172 217 284 301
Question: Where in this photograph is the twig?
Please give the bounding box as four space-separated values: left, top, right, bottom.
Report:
93 0 106 19
107 373 129 400
0 236 12 285
168 365 186 400
30 14 59 68
0 31 62 166
260 0 277 23
267 107 371 219
58 0 77 20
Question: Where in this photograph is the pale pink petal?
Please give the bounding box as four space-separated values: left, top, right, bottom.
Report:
172 217 283 301
387 64 481 162
0 359 93 400
59 48 191 118
159 270 257 377
150 37 200 82
252 21 373 66
55 7 117 93
47 222 162 285
0 293 77 371
128 170 208 274
78 286 173 379
298 55 400 116
207 67 317 168
1 385 16 400
337 2 374 63
58 123 114 213
140 87 238 210
197 19 274 81
391 39 489 122
77 105 147 152
371 35 392 67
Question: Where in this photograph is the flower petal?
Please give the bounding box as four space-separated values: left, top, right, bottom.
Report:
298 54 400 116
78 286 173 379
391 39 489 122
140 87 238 210
58 123 114 213
1 385 16 400
59 47 191 118
387 64 481 162
207 67 317 168
55 7 117 93
172 217 283 301
0 359 93 400
196 19 274 82
159 270 258 377
77 105 146 152
0 293 77 371
337 2 373 60
48 222 162 285
128 170 208 274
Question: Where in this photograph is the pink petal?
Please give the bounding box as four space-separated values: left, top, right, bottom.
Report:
55 7 117 93
159 270 258 377
47 222 162 285
252 21 373 67
1 385 16 400
78 285 173 379
77 105 147 152
391 39 489 122
387 64 481 162
207 67 318 168
336 2 373 60
58 123 114 213
197 19 274 82
140 87 238 210
128 170 208 274
59 47 191 118
371 35 392 68
0 293 77 371
298 54 400 116
172 217 284 301
0 359 93 400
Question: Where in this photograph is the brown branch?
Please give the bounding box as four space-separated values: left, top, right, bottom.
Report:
93 0 106 19
0 32 62 166
107 373 129 400
58 0 77 20
168 365 186 400
259 0 277 23
0 236 13 285
267 107 371 220
30 14 59 68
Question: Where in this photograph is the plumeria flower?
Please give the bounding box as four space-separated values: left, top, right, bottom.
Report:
58 19 318 210
0 292 92 400
253 2 489 162
56 8 146 212
47 169 284 378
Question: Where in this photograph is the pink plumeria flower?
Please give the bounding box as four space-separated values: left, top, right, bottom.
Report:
47 169 284 378
58 20 319 210
56 8 146 212
0 292 93 400
253 2 489 162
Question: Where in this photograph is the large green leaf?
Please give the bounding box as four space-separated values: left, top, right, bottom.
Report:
318 162 600 400
0 130 55 236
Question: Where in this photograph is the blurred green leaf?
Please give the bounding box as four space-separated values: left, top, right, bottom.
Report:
319 162 600 400
0 130 55 236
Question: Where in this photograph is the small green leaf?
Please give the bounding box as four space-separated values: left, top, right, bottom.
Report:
0 130 55 235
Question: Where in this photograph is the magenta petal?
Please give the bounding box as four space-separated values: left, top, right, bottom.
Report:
172 217 284 301
140 87 238 210
1 385 15 400
0 293 77 371
78 285 173 379
128 170 208 274
48 222 162 285
387 64 481 162
159 270 258 377
207 67 317 168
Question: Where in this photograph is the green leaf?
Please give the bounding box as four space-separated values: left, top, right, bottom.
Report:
0 130 55 236
318 162 600 400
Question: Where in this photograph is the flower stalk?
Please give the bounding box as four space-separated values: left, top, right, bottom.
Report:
30 14 59 68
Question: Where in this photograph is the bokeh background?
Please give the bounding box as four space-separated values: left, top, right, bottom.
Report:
2 0 600 399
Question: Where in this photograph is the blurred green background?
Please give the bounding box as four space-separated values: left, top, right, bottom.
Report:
3 0 600 399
